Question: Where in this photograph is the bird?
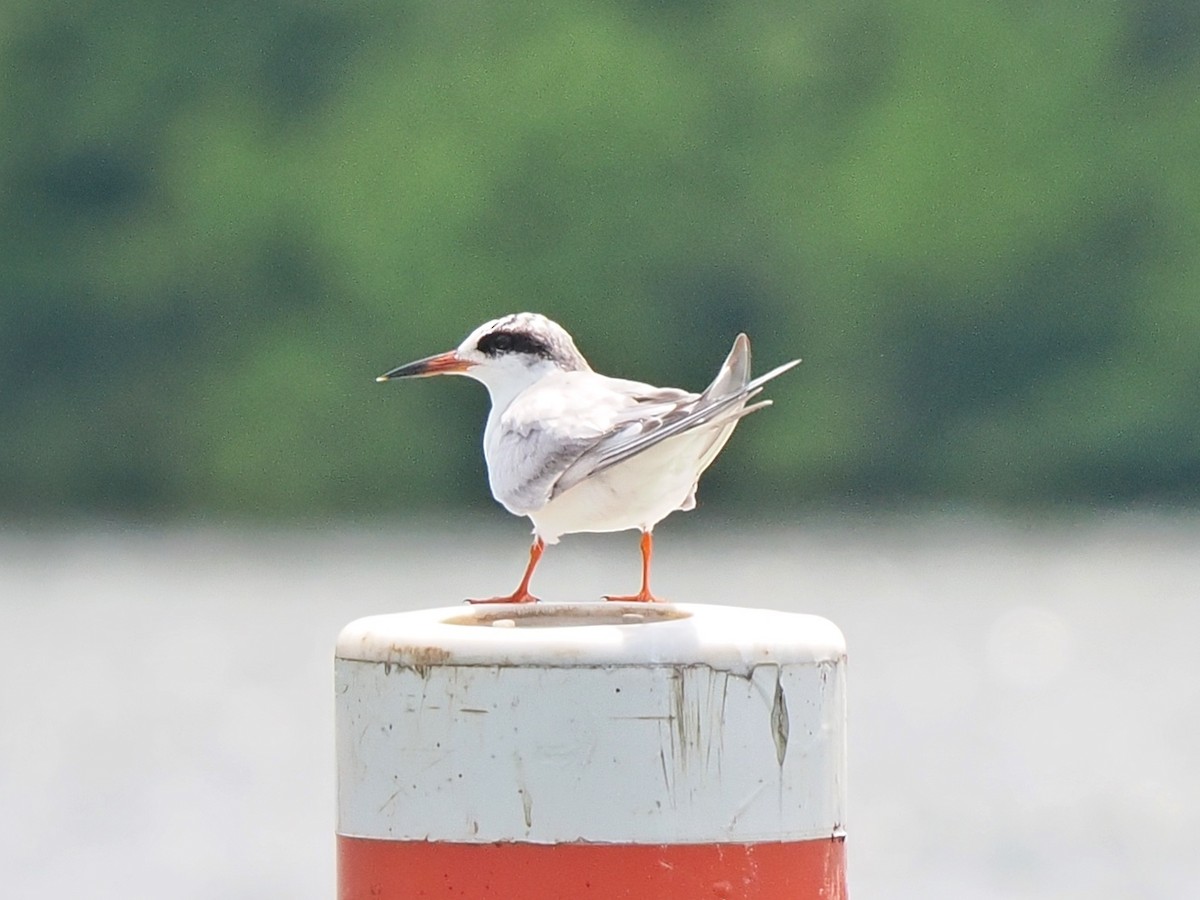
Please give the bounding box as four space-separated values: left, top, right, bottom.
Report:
376 313 800 604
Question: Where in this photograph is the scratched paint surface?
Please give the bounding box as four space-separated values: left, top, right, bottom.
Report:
336 658 845 843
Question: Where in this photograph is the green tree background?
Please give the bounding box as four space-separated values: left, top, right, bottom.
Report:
3 0 1198 518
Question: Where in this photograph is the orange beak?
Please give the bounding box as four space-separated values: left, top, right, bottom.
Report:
376 350 473 381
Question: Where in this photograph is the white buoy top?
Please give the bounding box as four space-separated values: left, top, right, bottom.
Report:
336 602 848 845
336 602 845 674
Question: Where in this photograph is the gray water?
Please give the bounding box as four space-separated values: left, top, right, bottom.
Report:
2 513 1197 898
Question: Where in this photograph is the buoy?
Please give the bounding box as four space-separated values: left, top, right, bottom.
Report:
335 602 847 898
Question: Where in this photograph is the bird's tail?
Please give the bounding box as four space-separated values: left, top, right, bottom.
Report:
704 333 753 400
679 335 800 479
705 333 800 404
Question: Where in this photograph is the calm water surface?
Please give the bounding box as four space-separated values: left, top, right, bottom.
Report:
2 514 1197 899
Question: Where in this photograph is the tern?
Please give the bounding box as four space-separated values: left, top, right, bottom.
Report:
377 313 799 603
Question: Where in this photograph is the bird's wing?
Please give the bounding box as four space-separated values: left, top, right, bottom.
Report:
549 335 800 498
489 371 688 514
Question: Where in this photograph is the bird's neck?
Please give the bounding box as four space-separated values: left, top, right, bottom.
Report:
476 371 547 417
474 358 576 414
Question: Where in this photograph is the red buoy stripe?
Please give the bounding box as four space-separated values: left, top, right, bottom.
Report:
338 836 846 899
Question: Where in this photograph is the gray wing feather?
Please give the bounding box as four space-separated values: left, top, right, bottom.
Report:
549 335 800 498
494 431 598 513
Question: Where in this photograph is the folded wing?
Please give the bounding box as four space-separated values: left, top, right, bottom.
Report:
550 334 800 499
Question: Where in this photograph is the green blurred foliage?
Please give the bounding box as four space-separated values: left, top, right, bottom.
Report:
3 0 1199 517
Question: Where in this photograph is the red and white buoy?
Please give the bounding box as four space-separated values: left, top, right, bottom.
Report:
335 602 847 899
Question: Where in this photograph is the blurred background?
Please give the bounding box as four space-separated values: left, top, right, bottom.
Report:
3 1 1198 897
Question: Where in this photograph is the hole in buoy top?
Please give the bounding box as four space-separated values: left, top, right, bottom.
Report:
444 604 691 629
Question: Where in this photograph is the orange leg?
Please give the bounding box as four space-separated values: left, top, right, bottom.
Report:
468 537 544 604
604 530 662 603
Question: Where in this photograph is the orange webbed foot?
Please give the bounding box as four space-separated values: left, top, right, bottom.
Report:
465 591 540 605
603 590 663 604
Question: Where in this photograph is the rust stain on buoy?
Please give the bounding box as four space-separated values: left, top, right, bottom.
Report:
381 644 452 678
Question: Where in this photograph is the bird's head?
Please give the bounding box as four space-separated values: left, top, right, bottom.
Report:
377 313 591 402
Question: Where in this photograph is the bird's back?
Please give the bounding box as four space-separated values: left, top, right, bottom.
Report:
524 334 797 540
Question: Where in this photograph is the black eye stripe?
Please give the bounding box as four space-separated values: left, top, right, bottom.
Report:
477 330 552 359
